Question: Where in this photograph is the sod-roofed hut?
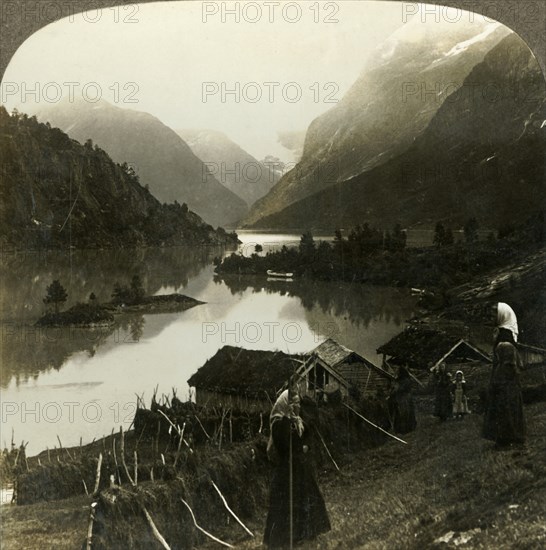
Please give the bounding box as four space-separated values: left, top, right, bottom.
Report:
309 339 394 398
187 346 301 411
188 345 353 411
377 326 491 372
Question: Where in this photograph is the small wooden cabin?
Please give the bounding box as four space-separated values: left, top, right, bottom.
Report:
187 345 351 412
308 339 394 398
377 326 491 372
187 346 296 411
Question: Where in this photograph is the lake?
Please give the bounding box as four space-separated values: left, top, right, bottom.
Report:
0 234 419 454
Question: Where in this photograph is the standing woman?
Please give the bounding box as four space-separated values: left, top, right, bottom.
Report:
388 366 417 434
264 388 331 548
483 302 526 446
434 363 453 422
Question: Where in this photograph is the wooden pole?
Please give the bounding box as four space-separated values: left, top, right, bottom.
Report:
194 415 211 440
180 498 234 548
134 451 138 486
112 435 120 486
57 435 73 460
342 403 407 445
211 480 254 537
288 386 293 550
173 423 186 468
142 505 171 549
86 501 98 550
158 411 192 453
314 426 340 471
93 453 103 496
120 426 135 486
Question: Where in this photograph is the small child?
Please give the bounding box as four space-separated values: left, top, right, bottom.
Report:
452 370 470 420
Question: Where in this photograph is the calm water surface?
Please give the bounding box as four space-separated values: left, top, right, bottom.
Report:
1 235 418 454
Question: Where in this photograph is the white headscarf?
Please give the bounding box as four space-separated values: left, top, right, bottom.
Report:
455 370 466 383
270 389 304 437
497 302 518 342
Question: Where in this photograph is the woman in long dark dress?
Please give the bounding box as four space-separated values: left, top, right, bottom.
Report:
482 302 526 446
434 363 453 422
388 366 417 434
264 389 331 548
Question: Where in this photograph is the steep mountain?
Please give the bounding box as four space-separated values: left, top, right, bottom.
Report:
177 129 279 206
34 101 247 227
248 33 546 230
0 107 239 249
244 19 511 226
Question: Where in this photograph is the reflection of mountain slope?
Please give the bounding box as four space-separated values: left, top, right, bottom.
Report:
250 33 546 230
35 101 248 227
1 326 115 388
245 20 511 226
0 248 230 388
0 247 218 323
218 275 417 365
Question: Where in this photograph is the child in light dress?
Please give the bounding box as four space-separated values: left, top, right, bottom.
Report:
452 370 470 419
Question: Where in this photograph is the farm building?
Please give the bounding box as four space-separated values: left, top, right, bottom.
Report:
307 339 394 398
518 343 546 367
187 345 350 411
377 326 491 372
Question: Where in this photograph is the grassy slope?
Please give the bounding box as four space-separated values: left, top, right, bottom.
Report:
2 402 545 549
223 402 546 550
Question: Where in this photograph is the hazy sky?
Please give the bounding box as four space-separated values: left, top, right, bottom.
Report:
2 1 409 159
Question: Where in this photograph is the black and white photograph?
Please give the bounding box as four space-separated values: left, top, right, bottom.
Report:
0 0 545 548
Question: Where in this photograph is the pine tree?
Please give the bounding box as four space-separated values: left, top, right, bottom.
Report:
464 217 479 243
130 275 145 303
299 231 316 258
43 280 68 313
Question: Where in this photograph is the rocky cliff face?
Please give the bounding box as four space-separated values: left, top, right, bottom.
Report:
178 128 279 207
35 101 248 227
247 33 545 231
244 20 511 226
0 107 238 249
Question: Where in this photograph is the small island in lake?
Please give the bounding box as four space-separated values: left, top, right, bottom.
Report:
36 276 204 328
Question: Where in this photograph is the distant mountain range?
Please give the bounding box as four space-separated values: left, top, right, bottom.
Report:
0 107 239 249
34 101 248 227
177 128 279 206
246 33 546 230
244 19 515 227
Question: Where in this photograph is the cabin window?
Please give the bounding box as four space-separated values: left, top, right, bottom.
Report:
308 364 329 390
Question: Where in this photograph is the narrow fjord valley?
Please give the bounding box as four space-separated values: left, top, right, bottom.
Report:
1 3 545 549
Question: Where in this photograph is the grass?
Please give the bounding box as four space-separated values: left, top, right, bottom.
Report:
214 401 546 549
2 401 545 549
0 494 89 549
